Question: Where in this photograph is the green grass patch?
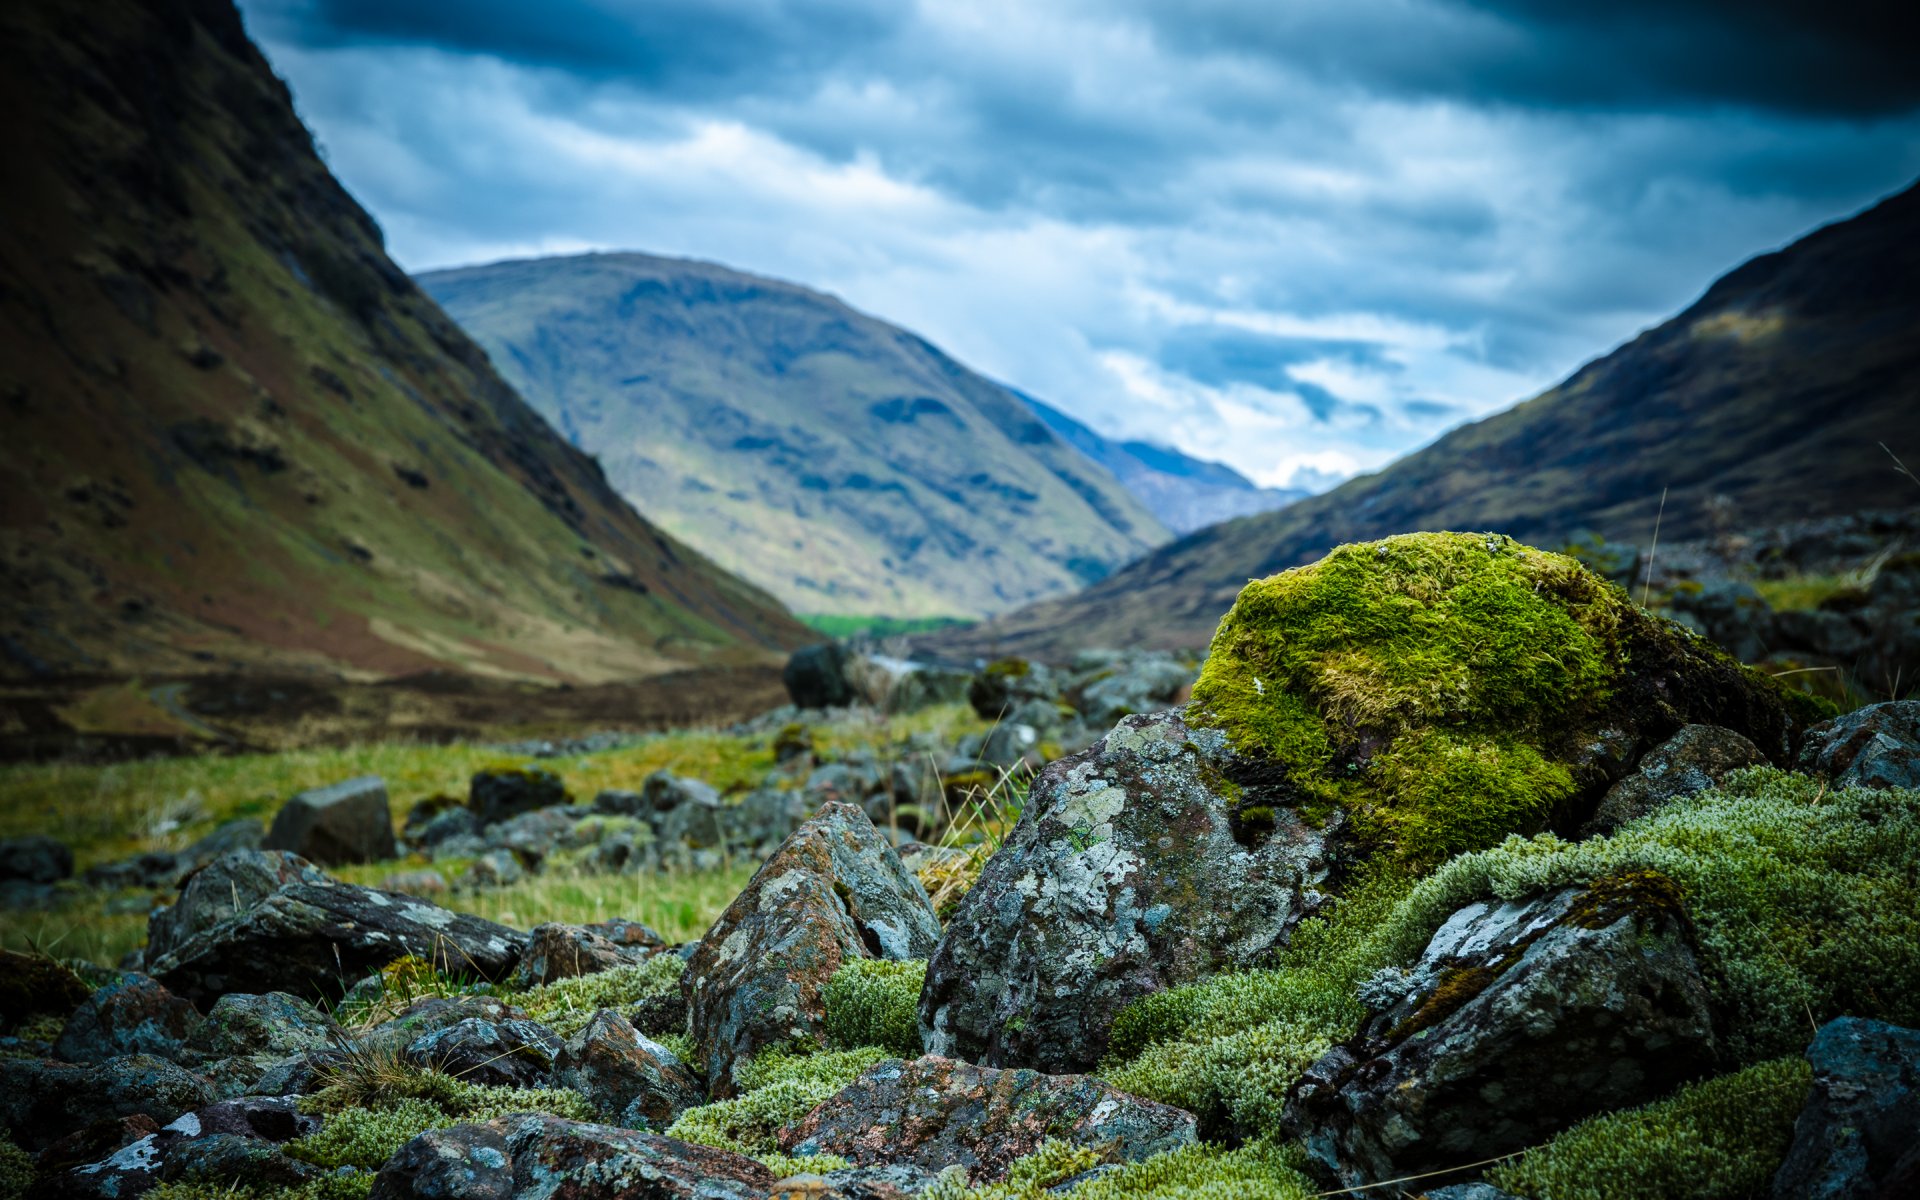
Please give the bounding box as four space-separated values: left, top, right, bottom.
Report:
798 614 975 639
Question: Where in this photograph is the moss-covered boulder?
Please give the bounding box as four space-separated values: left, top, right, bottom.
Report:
1189 531 1822 868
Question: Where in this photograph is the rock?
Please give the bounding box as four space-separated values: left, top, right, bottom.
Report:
0 1054 215 1150
486 805 593 867
1797 700 1920 791
0 948 91 1030
1669 579 1776 663
1071 656 1195 727
781 1054 1197 1182
155 1131 322 1190
685 802 941 1096
411 806 483 851
468 766 567 828
785 643 855 709
968 658 1060 720
83 819 264 892
1772 1017 1920 1200
264 775 398 865
43 1097 320 1199
846 655 971 715
509 921 664 988
552 1009 703 1130
655 794 728 855
1282 874 1719 1189
381 868 451 896
0 834 73 884
405 1017 562 1088
186 992 333 1061
922 710 1341 1073
458 849 527 890
773 722 816 765
629 990 690 1042
54 973 205 1063
373 1114 775 1200
363 995 529 1055
145 851 525 1006
33 1114 165 1194
725 788 815 853
642 772 723 815
1422 1186 1525 1200
1581 724 1769 837
591 788 645 816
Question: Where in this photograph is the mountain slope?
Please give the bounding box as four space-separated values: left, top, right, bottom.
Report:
419 255 1170 619
0 0 808 683
921 181 1920 660
1020 393 1307 534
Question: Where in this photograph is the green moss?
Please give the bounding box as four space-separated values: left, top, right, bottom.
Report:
512 955 685 1038
822 959 926 1057
0 1134 35 1200
291 1077 592 1170
757 1151 852 1176
1486 1056 1811 1200
922 1140 1313 1200
148 1177 374 1200
985 658 1032 679
667 1045 888 1157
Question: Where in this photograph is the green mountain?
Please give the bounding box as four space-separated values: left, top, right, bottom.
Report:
920 181 1920 661
0 0 809 684
419 255 1170 620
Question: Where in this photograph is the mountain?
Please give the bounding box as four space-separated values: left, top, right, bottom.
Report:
419 255 1169 620
0 0 809 684
1020 393 1307 534
918 181 1920 661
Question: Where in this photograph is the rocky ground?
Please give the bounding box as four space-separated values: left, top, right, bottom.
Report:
3 532 1918 1200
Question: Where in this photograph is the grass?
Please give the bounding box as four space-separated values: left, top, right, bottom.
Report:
798 614 976 639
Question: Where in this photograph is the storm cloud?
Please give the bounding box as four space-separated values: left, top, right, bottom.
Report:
237 0 1920 488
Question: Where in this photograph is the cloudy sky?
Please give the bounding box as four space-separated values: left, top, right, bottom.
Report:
237 0 1920 491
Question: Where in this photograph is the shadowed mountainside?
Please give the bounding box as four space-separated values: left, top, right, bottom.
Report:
0 0 809 684
916 181 1920 661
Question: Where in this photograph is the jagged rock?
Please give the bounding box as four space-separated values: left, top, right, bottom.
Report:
185 992 334 1096
785 643 855 709
629 989 690 1042
145 851 525 1006
54 973 205 1063
1797 700 1920 791
364 996 529 1054
1581 724 1769 837
685 802 941 1096
372 1114 775 1200
84 819 264 891
264 775 397 865
0 833 73 883
509 921 665 988
32 1113 164 1196
405 1017 562 1088
468 766 567 827
41 1097 319 1199
1772 1017 1920 1200
781 1054 1197 1182
553 1009 703 1130
0 1054 216 1150
1283 874 1718 1189
922 710 1341 1073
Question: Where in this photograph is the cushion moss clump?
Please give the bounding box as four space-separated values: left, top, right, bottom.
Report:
1 1135 35 1200
291 1073 592 1171
148 1177 374 1200
1188 531 1814 868
923 1139 1316 1200
666 1044 888 1157
512 955 685 1038
921 1139 1105 1199
1485 1056 1812 1200
822 959 926 1057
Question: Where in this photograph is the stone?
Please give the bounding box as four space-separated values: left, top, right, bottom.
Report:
724 788 815 854
641 771 723 815
381 868 451 896
412 806 483 851
968 658 1060 720
1772 1017 1920 1200
486 805 593 867
921 710 1341 1074
186 992 333 1062
785 643 855 709
1797 700 1920 791
264 775 398 865
1580 724 1769 837
145 851 525 1006
685 802 941 1096
404 1017 562 1088
372 1114 775 1200
1282 875 1719 1189
655 794 728 855
509 921 664 989
591 788 645 816
468 766 567 828
83 819 263 892
458 849 526 891
0 833 73 883
363 995 530 1055
552 1009 703 1130
0 948 91 1030
54 973 205 1063
0 1054 215 1150
43 1097 319 1200
1071 656 1195 728
781 1054 1197 1183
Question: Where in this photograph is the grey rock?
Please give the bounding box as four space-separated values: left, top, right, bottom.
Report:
922 710 1340 1073
1283 877 1719 1189
457 849 526 890
485 805 593 867
145 850 330 966
781 1054 1197 1182
54 973 205 1064
363 996 529 1055
655 794 727 854
508 921 665 989
370 1122 515 1200
968 659 1060 720
0 834 73 884
185 992 333 1062
380 868 451 896
1581 724 1769 837
468 766 567 828
1072 657 1194 728
412 806 482 851
725 787 814 853
81 819 266 897
405 1017 562 1088
1797 700 1920 791
685 802 940 1096
785 643 855 709
642 771 723 815
0 1054 215 1150
264 775 397 866
553 1009 702 1130
1422 1186 1524 1200
590 788 645 816
1772 1017 1920 1200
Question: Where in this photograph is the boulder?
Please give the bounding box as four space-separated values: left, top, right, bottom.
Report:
0 834 73 884
641 771 723 815
685 802 941 1096
458 849 527 891
1580 724 1769 837
264 775 397 865
145 851 525 1006
363 995 530 1055
186 992 333 1062
0 1054 215 1150
405 1017 562 1088
1282 873 1719 1189
84 819 263 892
921 710 1341 1073
371 1114 775 1200
785 643 855 709
54 973 205 1063
468 766 567 828
42 1096 319 1199
967 658 1060 720
781 1054 1197 1183
1797 700 1920 791
410 806 483 851
1071 656 1195 728
486 805 595 867
655 795 729 857
1772 1017 1920 1200
724 788 815 853
553 1009 703 1130
509 921 665 989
